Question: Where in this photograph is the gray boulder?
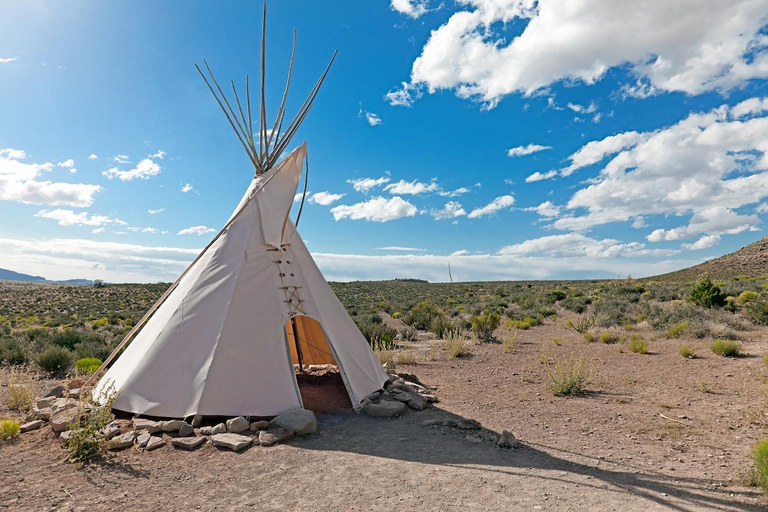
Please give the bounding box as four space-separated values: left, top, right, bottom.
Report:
44 385 64 398
132 418 162 433
258 427 294 447
226 416 249 433
146 436 166 451
498 429 518 449
211 423 227 435
103 421 121 440
31 406 52 421
191 415 203 427
212 433 253 452
162 419 185 432
249 420 269 432
199 426 213 436
270 409 317 436
36 396 56 409
171 436 206 451
109 431 136 450
58 430 73 444
363 401 406 417
177 423 194 437
50 407 79 433
67 388 81 399
20 420 44 433
136 430 152 448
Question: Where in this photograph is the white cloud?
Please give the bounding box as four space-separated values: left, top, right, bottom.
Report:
758 203 768 213
524 201 561 218
384 179 439 195
127 226 160 234
525 170 558 182
103 158 161 181
150 150 166 159
378 246 427 252
498 233 678 258
681 234 721 250
567 101 597 114
646 207 759 242
391 0 429 18
438 186 470 197
553 100 768 235
0 148 101 207
331 196 418 222
0 57 17 64
309 191 346 206
507 143 552 157
181 183 194 193
114 155 130 164
347 176 391 193
467 195 515 218
88 154 98 160
57 159 77 174
148 208 165 214
385 82 423 107
451 249 470 256
432 201 467 220
178 225 216 236
399 0 768 107
92 228 105 234
35 209 113 227
365 112 382 126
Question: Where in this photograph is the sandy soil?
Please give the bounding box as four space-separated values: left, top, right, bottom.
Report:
2 317 768 511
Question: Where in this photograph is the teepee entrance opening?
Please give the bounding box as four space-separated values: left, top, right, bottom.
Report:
285 316 353 413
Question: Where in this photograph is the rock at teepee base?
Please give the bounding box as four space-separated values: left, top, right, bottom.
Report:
270 409 317 436
146 436 166 451
258 427 294 447
212 433 253 452
171 436 206 451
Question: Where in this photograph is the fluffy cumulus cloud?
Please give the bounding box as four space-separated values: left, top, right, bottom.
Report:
431 201 467 220
467 194 515 218
507 143 551 157
331 196 418 222
57 159 77 174
551 100 768 239
385 82 423 107
178 225 216 236
384 179 440 195
35 209 117 227
498 233 678 258
390 0 430 18
88 154 98 160
0 148 100 207
681 234 722 251
103 158 161 181
396 0 768 107
347 176 391 193
181 183 194 193
365 112 382 126
309 191 345 206
438 186 470 197
523 201 561 218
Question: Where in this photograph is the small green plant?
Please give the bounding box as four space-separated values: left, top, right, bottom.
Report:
75 357 102 375
545 355 594 396
67 385 118 463
442 331 472 358
506 317 539 330
751 439 768 493
664 321 690 339
470 311 501 342
599 332 619 344
688 278 727 308
0 419 20 440
35 346 74 375
391 311 402 319
565 314 597 334
710 339 741 357
551 337 562 346
399 326 418 342
583 332 595 343
737 291 760 305
745 297 768 325
430 314 456 339
628 334 647 354
679 345 696 359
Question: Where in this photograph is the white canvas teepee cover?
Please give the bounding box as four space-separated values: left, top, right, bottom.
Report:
94 144 388 418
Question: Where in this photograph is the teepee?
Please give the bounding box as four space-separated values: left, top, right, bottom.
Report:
87 6 388 418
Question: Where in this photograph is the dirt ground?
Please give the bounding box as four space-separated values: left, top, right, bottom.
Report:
2 317 768 511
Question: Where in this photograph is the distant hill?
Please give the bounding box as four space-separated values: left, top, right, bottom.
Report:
651 236 768 282
0 268 93 286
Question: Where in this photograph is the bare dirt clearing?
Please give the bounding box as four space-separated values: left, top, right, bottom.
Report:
2 315 767 511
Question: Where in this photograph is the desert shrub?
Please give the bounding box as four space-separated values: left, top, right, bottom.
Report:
470 311 501 342
75 357 102 375
391 311 402 319
710 339 741 357
1 379 33 412
67 386 117 463
548 290 567 302
751 440 768 493
506 317 540 330
50 329 84 350
91 316 110 328
737 291 760 305
561 296 592 313
545 356 593 396
74 340 114 362
0 419 20 440
403 301 439 330
679 345 696 358
664 321 690 339
628 335 648 354
394 350 417 365
442 336 472 359
35 346 74 374
583 332 595 343
745 297 768 325
599 332 619 344
565 313 598 333
688 278 727 308
501 334 517 353
399 326 418 342
0 337 29 365
430 315 456 339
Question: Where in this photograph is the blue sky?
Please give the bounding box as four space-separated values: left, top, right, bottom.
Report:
1 0 768 282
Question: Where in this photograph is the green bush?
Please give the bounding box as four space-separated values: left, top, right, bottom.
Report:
35 346 73 374
50 329 84 350
688 278 727 308
710 339 741 357
679 345 696 358
506 317 540 330
752 439 768 493
430 315 456 339
599 332 619 344
565 313 598 333
470 311 501 342
737 291 760 305
403 301 439 330
67 386 117 462
75 357 102 375
0 419 20 440
628 335 648 354
545 356 593 396
664 321 689 339
0 338 29 365
745 297 768 325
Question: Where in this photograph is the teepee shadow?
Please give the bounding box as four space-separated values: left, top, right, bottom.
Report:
297 407 762 512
